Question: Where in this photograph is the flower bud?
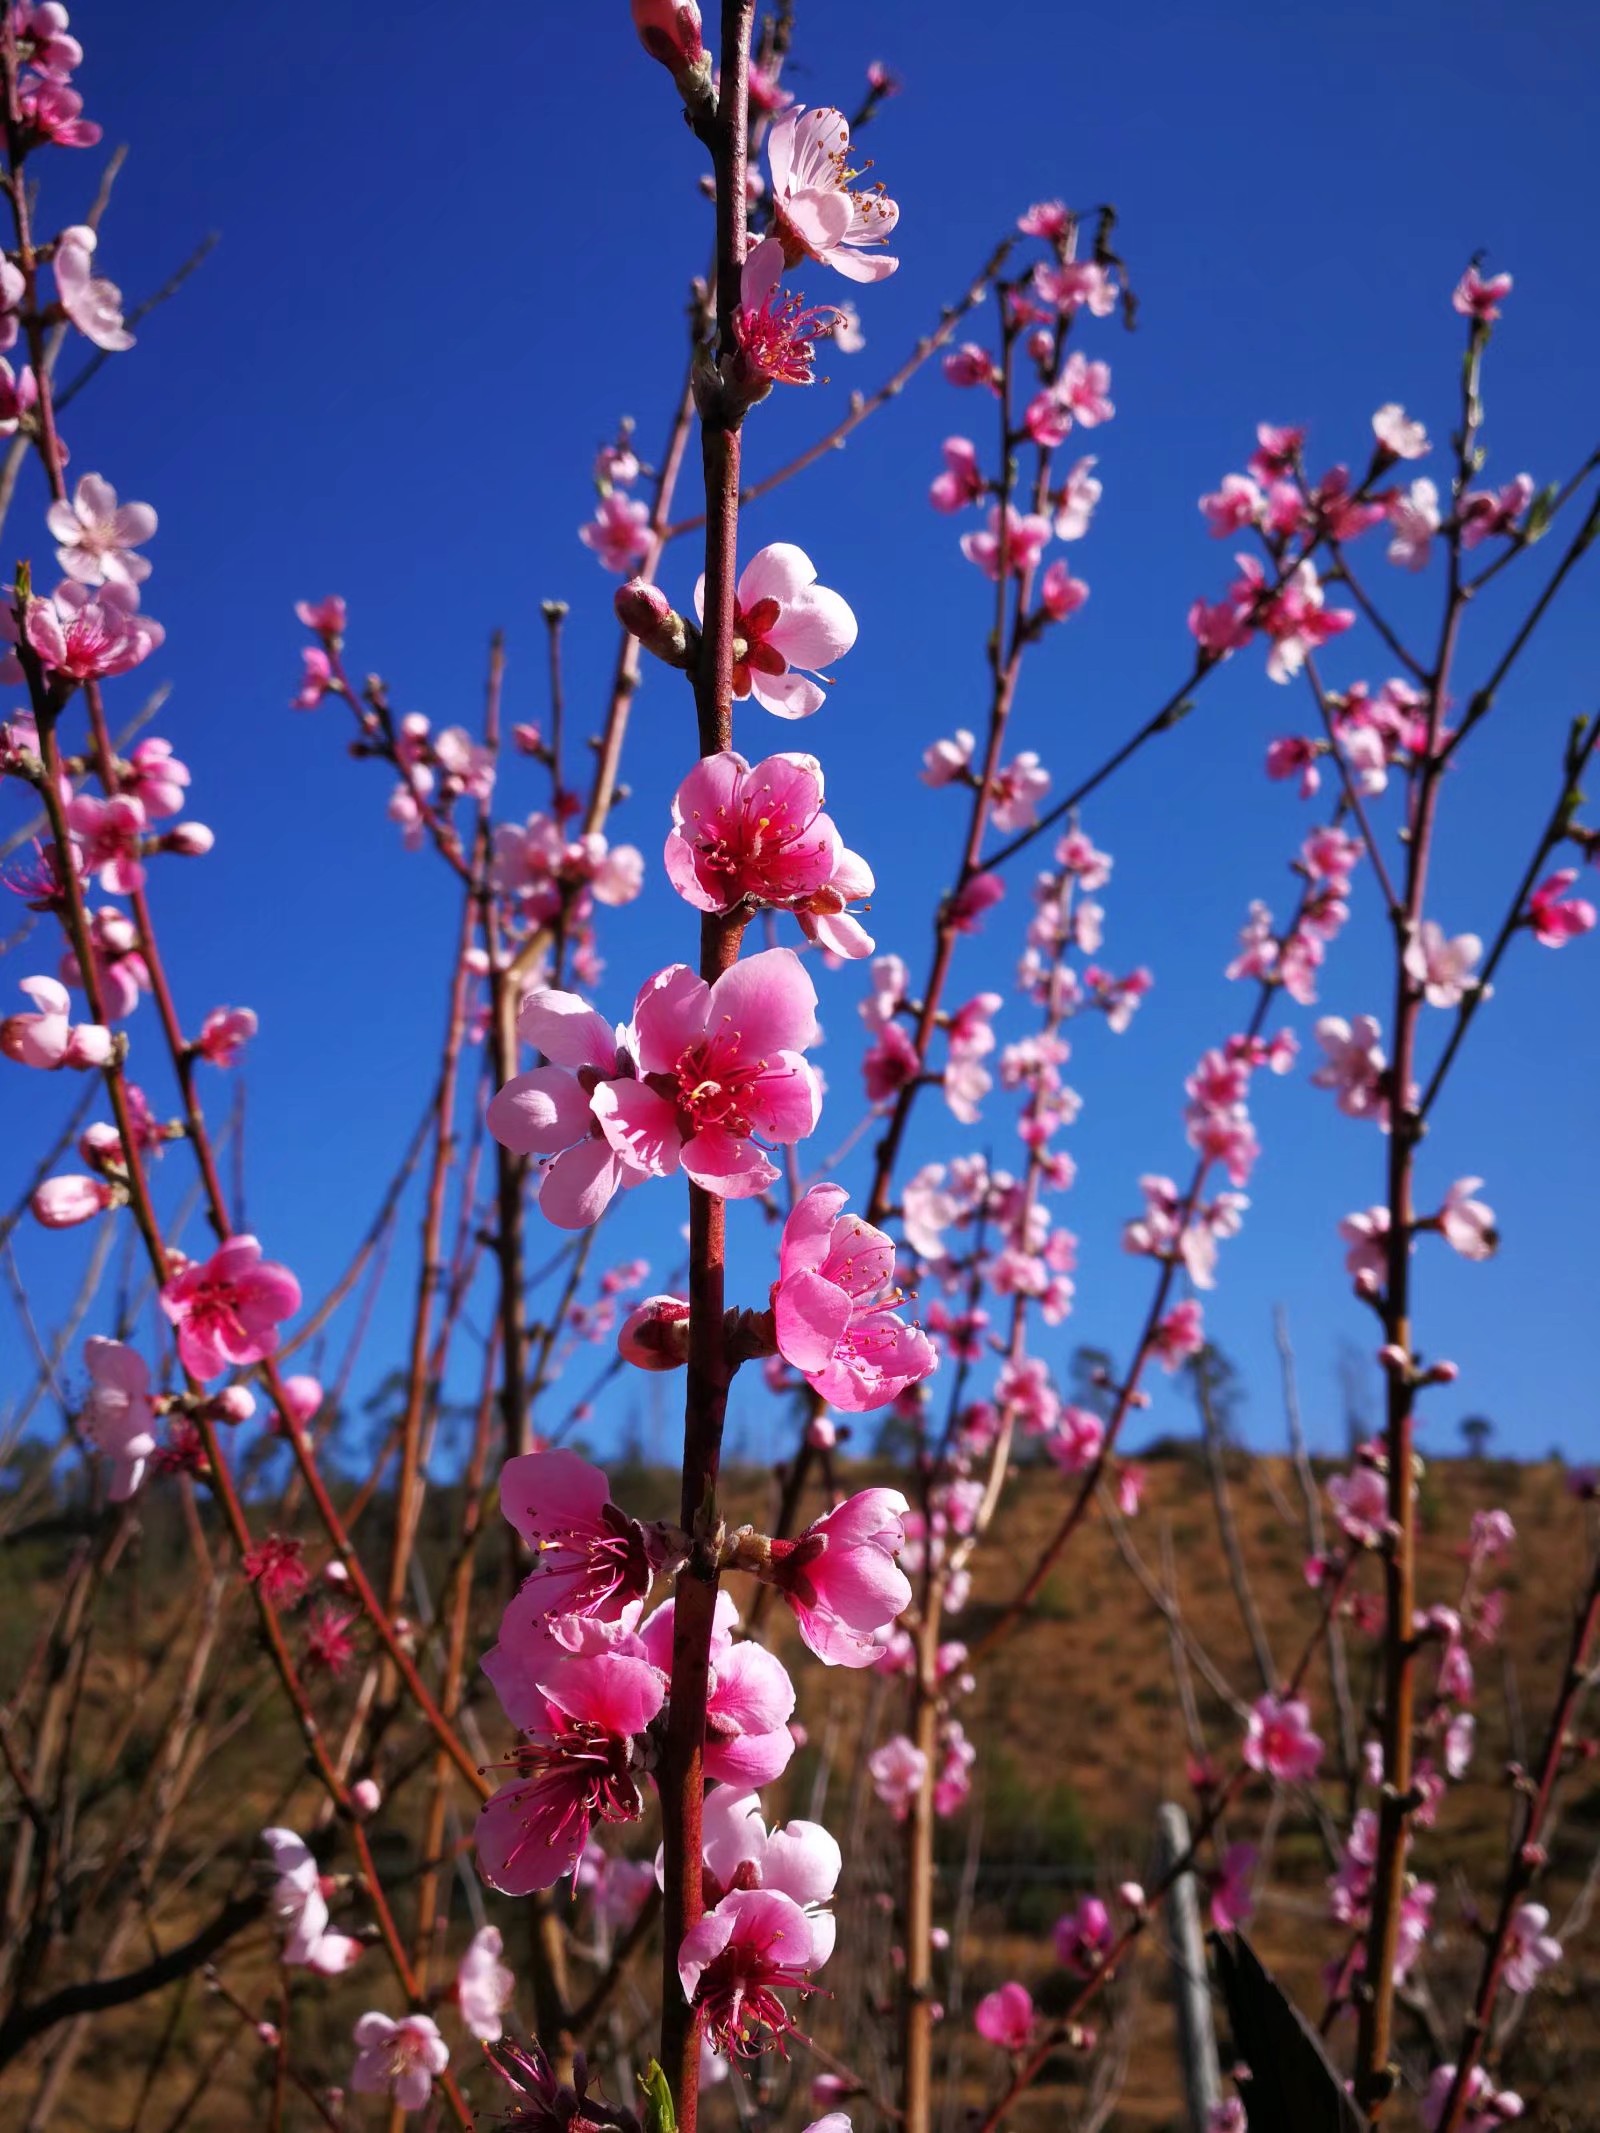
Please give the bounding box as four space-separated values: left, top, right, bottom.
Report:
351 1777 382 1817
33 1173 114 1227
614 578 698 669
164 821 215 856
631 0 711 104
212 1384 257 1424
617 1293 691 1371
63 1021 113 1067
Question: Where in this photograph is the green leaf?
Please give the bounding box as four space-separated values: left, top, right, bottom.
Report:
638 2059 677 2133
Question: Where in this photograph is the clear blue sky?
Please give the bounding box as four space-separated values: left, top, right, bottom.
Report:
6 1 1598 1469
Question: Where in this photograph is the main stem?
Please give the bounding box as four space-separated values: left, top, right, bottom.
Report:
657 8 753 2126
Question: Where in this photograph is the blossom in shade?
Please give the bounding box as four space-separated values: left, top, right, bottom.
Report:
1503 1903 1561 1995
930 437 983 512
1200 474 1264 537
1243 1693 1323 1783
767 106 899 283
488 948 821 1226
767 1487 912 1665
1437 1177 1497 1261
868 1735 926 1819
1328 1462 1390 1548
350 2012 449 2112
243 1533 309 1604
771 1185 937 1412
678 1886 822 2056
261 1828 363 1974
1372 404 1430 460
639 1593 797 1785
1422 2067 1524 2132
486 2039 640 2133
83 1337 156 1500
974 1981 1034 2052
1053 1895 1114 1975
66 790 146 893
1452 265 1513 322
1151 1298 1205 1372
125 735 188 816
498 1448 660 1624
1459 475 1534 546
1209 1843 1257 1933
196 1004 258 1065
695 542 856 720
580 492 651 574
960 504 1051 581
942 341 999 389
54 225 132 350
1039 559 1088 620
922 730 975 785
1527 868 1596 946
46 473 157 588
457 1925 515 2042
1 974 109 1069
159 1235 301 1379
664 749 873 955
477 1617 664 1894
733 238 845 389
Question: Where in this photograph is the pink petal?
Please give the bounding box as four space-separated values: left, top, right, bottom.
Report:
538 1140 625 1229
680 1125 779 1198
591 1077 682 1177
750 668 826 720
774 1268 851 1372
738 540 818 610
767 581 857 670
516 989 618 1070
488 1066 594 1155
704 946 818 1057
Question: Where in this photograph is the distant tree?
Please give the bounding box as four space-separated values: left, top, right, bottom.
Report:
1460 1414 1494 1460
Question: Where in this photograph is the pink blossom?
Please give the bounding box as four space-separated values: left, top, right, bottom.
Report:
767 106 899 283
1248 423 1306 485
1209 1843 1257 1933
196 1004 257 1066
1256 558 1354 681
1199 474 1264 537
477 1621 664 1894
868 1735 926 1819
291 646 332 708
1 973 108 1069
46 473 156 588
942 341 999 390
694 542 856 720
988 751 1049 832
498 1449 661 1626
960 504 1051 581
1243 1693 1323 1783
1372 403 1430 460
665 748 872 955
259 1827 363 1974
1039 559 1088 621
679 1886 821 2056
457 1924 514 2042
1452 265 1513 322
974 1981 1034 2052
1151 1299 1205 1372
27 580 164 680
698 1787 841 1962
771 1185 937 1413
295 594 346 638
1503 1902 1561 1995
1033 259 1116 317
1045 1405 1104 1474
53 225 132 351
769 1486 912 1665
13 4 84 80
1018 199 1070 238
1387 478 1441 570
930 436 984 512
350 2012 448 2113
1527 868 1596 946
949 870 1004 932
1053 1895 1114 1975
1310 1015 1388 1124
160 1235 301 1379
1340 1205 1390 1288
580 491 651 574
488 948 820 1225
1266 734 1322 797
82 1336 156 1500
124 735 189 817
33 1172 113 1226
733 238 846 390
1328 1462 1390 1548
1459 474 1534 547
639 1592 796 1785
66 790 146 893
1437 1177 1497 1261
863 1019 919 1104
921 729 975 786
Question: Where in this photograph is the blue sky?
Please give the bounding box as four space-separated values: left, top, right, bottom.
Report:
5 1 1598 1470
